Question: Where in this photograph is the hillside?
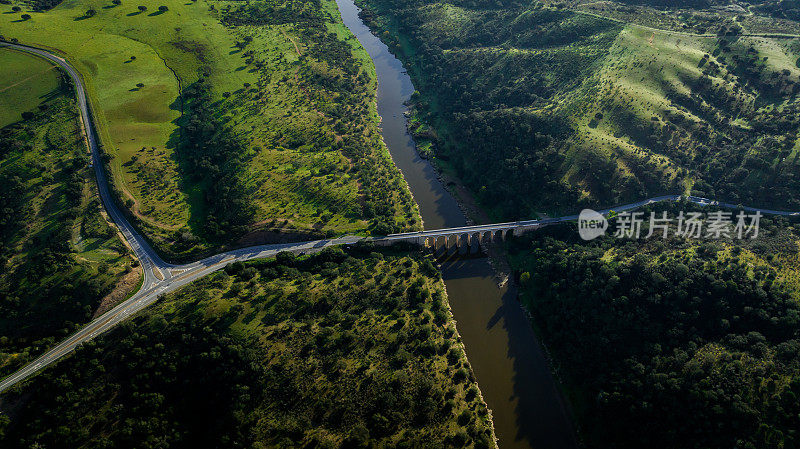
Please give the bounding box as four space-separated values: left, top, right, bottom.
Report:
357 0 800 219
508 203 800 448
0 0 420 260
0 49 138 381
0 247 496 449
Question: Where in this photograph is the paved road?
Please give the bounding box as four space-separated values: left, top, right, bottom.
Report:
0 42 798 395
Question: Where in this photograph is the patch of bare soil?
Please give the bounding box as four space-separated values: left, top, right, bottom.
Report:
93 265 143 318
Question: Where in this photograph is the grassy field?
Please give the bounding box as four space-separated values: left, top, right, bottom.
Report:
0 0 419 260
0 70 138 380
0 48 60 127
0 247 496 448
0 0 242 243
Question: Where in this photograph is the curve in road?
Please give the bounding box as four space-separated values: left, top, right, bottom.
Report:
0 42 798 394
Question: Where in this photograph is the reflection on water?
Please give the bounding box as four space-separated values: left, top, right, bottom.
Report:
334 0 577 447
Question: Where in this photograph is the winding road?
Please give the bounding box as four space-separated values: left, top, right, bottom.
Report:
0 41 798 395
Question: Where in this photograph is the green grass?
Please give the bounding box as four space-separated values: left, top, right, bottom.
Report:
0 0 420 260
0 0 244 235
0 47 60 127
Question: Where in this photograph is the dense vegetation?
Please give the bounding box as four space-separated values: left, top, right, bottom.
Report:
509 203 800 448
358 0 800 219
0 90 136 380
0 247 495 448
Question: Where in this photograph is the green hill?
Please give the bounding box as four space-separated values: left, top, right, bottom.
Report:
357 0 800 219
0 0 419 260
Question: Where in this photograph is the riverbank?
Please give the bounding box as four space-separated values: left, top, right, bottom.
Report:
333 0 579 447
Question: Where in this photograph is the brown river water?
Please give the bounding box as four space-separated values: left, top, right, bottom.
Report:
333 0 578 447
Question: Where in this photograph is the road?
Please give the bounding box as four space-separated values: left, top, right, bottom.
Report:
0 42 798 395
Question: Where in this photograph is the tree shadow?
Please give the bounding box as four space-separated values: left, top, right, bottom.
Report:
147 10 165 16
73 15 91 21
127 10 142 16
165 83 205 238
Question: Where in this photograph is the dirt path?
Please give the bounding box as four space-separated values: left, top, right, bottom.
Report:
281 29 302 56
0 65 57 94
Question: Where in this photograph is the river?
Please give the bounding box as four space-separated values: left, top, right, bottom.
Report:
333 0 578 448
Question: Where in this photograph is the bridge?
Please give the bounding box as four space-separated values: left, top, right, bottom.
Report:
374 194 792 252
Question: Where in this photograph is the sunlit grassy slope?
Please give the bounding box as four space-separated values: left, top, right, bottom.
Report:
0 0 248 239
0 0 419 259
0 48 60 127
358 0 800 218
573 27 800 206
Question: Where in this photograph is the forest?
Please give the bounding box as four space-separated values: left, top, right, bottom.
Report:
0 246 495 449
509 202 800 448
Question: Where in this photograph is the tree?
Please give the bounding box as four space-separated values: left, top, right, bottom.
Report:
137 5 146 12
158 5 167 11
112 0 121 4
20 13 30 20
85 8 96 17
11 5 20 11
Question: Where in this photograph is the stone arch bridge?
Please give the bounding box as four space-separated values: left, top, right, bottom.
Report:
370 218 560 254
